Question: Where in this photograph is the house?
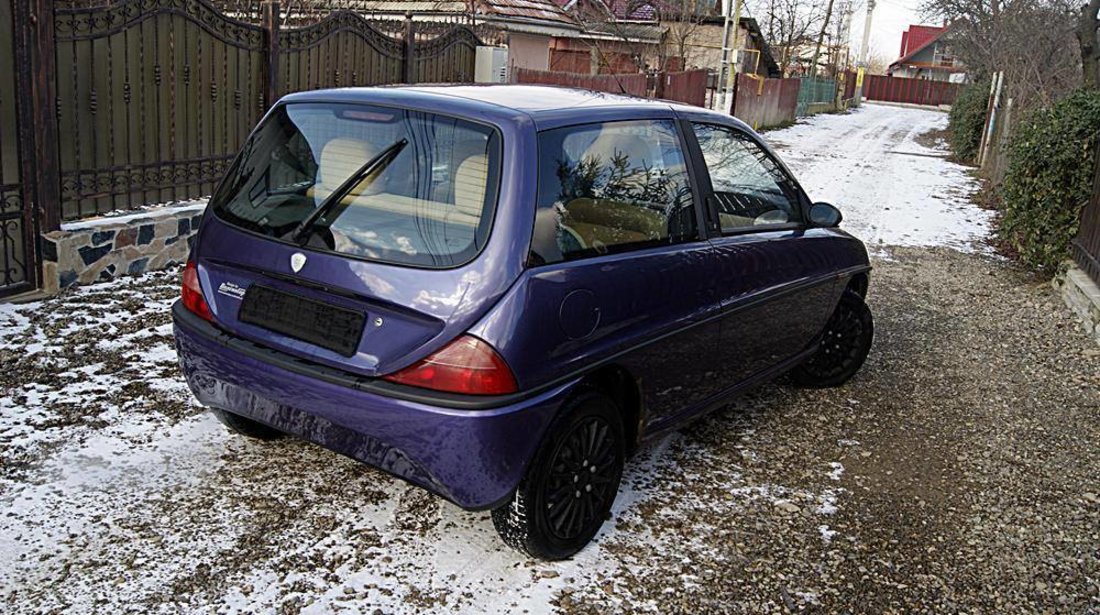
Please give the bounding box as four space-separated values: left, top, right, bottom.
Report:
669 13 782 77
551 0 780 77
888 24 966 82
350 0 581 73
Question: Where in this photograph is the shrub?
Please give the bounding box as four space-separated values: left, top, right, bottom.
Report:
947 79 990 163
999 88 1100 272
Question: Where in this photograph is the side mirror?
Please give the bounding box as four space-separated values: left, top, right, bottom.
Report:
809 202 843 228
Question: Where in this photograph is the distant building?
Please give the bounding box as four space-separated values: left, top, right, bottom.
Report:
888 24 966 82
551 0 780 77
350 0 581 73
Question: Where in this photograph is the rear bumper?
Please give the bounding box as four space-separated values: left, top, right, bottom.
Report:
172 301 568 510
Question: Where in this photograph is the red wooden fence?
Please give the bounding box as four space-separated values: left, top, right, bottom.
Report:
862 74 962 106
730 74 801 130
513 68 648 98
661 69 708 107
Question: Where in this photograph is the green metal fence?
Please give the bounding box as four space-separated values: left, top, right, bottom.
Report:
796 77 837 117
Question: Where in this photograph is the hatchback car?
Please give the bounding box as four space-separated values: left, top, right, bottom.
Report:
173 85 873 559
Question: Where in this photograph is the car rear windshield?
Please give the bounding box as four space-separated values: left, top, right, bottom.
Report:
211 102 501 268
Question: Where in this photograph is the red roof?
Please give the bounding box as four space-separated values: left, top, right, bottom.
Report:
899 24 946 58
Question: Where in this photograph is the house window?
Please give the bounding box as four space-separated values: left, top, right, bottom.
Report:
933 43 956 67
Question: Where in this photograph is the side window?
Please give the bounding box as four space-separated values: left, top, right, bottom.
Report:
530 119 696 265
691 123 802 231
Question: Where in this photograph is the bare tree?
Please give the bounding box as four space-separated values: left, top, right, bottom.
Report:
920 0 1082 112
863 44 891 75
570 0 657 73
657 0 712 71
1080 0 1100 87
809 0 837 76
763 0 829 76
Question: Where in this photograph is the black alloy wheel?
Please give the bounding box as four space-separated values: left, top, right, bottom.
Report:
792 290 874 388
543 415 621 542
492 390 625 560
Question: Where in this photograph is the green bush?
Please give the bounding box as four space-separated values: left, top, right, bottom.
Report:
947 79 990 163
999 88 1100 272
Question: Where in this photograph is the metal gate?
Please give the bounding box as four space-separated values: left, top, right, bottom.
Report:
0 0 482 297
0 0 33 297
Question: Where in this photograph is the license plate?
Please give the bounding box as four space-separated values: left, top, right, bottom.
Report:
238 284 365 357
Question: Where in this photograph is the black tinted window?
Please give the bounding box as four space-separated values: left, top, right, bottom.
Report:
531 120 695 265
692 123 802 230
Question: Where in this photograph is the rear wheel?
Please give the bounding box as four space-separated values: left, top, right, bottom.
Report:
792 290 874 388
210 408 283 440
492 390 624 560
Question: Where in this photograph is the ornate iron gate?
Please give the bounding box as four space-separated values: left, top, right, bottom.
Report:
53 0 268 220
0 0 482 296
0 0 33 297
277 11 406 97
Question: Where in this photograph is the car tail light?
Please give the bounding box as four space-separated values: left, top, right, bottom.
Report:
181 260 213 322
383 335 517 395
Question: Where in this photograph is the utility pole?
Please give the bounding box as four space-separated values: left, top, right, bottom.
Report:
853 0 875 107
716 0 744 113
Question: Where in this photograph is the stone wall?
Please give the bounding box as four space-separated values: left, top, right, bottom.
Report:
1054 263 1100 346
40 202 206 295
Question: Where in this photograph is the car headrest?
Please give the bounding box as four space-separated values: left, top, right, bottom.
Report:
317 138 380 194
453 154 488 216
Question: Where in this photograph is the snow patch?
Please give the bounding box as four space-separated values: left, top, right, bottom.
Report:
767 103 992 252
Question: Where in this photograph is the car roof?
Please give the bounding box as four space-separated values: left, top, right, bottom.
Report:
279 84 746 131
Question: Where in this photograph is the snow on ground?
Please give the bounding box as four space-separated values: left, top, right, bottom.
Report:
766 102 993 252
0 273 850 613
1 105 992 613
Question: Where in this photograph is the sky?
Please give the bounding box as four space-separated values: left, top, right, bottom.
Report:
848 0 937 63
737 0 938 66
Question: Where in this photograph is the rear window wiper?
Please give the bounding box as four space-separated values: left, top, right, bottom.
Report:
291 137 408 244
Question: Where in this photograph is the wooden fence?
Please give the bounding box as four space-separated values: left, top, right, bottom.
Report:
862 74 961 107
0 0 479 297
730 74 800 131
659 69 708 107
512 68 709 108
1073 154 1100 285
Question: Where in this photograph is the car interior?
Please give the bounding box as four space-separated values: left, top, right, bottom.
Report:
306 136 489 230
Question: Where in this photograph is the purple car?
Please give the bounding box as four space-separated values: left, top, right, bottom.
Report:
173 85 872 559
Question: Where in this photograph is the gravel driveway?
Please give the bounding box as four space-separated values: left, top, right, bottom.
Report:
2 105 1097 613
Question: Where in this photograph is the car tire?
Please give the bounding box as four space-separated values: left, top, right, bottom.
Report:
210 408 283 440
491 390 625 560
792 290 874 388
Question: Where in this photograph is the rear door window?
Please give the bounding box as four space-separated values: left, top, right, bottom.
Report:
530 119 696 265
211 102 501 268
691 123 803 232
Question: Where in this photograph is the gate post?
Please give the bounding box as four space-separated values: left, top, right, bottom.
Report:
262 0 281 107
403 13 415 84
13 0 61 234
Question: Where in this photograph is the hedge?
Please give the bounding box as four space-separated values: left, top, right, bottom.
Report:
999 88 1100 272
947 79 990 164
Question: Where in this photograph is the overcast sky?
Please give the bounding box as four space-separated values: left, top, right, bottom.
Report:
848 0 938 62
738 0 940 65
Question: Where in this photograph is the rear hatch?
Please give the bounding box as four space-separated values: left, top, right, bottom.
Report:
193 99 507 377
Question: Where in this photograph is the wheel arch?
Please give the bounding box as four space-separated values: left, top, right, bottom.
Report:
846 271 869 298
575 364 644 455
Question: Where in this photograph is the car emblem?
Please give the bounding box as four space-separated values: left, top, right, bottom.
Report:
290 252 307 273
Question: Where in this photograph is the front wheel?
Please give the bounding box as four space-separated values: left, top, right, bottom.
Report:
791 290 874 388
492 390 625 560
